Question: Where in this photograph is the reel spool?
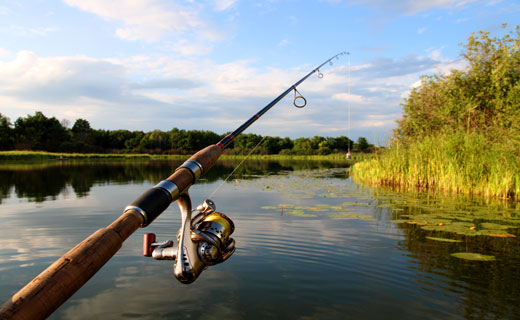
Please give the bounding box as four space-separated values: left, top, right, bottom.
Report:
143 197 235 284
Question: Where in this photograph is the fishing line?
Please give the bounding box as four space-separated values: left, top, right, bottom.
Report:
347 52 351 154
208 135 268 199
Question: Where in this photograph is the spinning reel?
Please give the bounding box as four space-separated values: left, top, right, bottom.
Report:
143 193 235 284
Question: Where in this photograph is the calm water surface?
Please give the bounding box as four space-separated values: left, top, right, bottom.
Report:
0 160 519 319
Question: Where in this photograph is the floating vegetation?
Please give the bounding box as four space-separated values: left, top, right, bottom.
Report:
425 237 462 243
450 252 496 261
340 201 372 207
253 167 520 249
480 222 515 230
328 212 376 220
285 210 317 218
281 193 315 199
260 201 373 221
387 206 520 239
478 230 516 238
260 206 278 210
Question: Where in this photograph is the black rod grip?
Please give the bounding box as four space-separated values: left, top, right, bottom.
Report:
127 188 172 227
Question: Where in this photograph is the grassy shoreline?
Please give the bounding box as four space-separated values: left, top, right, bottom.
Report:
351 132 520 201
0 150 367 162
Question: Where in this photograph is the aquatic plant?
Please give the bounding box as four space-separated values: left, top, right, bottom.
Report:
352 132 520 200
450 252 496 261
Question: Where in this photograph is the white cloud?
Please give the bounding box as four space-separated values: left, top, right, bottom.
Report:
278 39 290 46
6 25 57 37
332 93 365 103
214 0 237 11
64 0 203 42
0 6 10 15
356 115 397 129
418 27 427 34
171 39 214 56
0 51 126 102
455 17 470 23
0 46 462 141
349 0 477 15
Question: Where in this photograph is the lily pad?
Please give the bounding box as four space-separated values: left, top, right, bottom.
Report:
480 222 515 230
285 210 317 218
421 221 478 235
306 207 329 212
390 219 411 224
479 229 517 238
450 252 496 261
328 212 376 221
425 236 462 243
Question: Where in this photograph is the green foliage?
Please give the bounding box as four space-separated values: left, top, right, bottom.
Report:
13 111 69 151
261 136 293 154
352 132 520 200
356 25 520 200
354 137 370 152
318 140 331 155
398 25 520 147
0 113 13 150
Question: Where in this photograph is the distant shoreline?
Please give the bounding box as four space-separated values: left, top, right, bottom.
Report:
0 150 366 162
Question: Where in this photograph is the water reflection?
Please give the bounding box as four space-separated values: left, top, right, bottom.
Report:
368 189 520 320
0 160 519 319
0 159 346 203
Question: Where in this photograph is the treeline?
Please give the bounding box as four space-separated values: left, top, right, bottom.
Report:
353 25 520 200
0 111 375 155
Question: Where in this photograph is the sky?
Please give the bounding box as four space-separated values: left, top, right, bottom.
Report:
0 0 519 144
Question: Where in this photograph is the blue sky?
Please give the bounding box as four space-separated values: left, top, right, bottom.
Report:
0 0 518 143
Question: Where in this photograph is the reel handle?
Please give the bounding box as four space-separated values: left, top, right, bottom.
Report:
143 233 156 257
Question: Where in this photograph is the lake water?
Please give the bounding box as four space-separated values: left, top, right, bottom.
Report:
0 160 519 319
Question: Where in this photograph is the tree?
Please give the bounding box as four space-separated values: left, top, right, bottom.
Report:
124 131 144 150
71 119 95 147
0 113 13 150
397 25 520 146
328 136 353 152
107 130 134 150
234 133 263 152
13 111 69 151
293 137 312 155
310 136 326 150
262 136 283 154
354 137 370 152
318 140 332 155
279 137 294 151
139 130 170 151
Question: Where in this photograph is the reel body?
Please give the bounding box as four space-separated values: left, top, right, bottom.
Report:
143 197 235 284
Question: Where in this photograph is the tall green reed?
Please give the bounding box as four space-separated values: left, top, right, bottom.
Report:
352 132 520 200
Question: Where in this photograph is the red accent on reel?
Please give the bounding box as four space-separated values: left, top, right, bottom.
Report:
143 233 156 257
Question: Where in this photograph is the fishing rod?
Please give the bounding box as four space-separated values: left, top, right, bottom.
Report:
0 51 348 320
